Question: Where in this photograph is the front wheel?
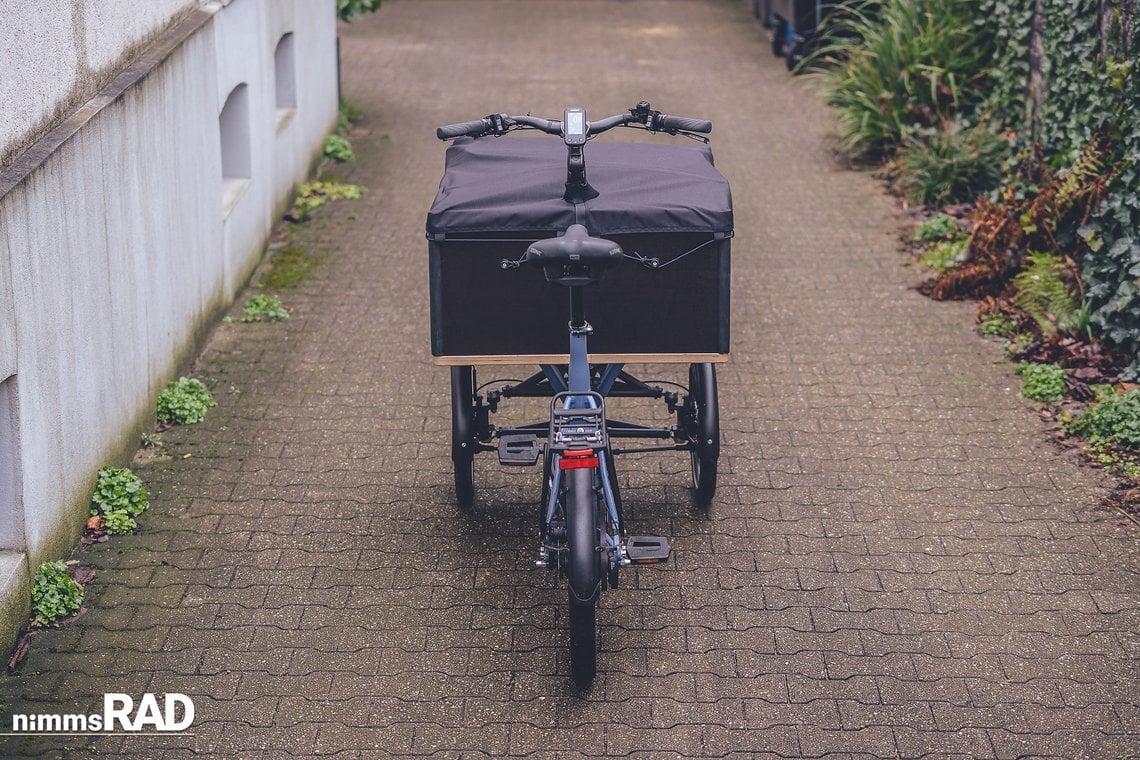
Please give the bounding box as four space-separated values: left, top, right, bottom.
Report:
565 467 600 687
688 363 720 507
450 366 476 510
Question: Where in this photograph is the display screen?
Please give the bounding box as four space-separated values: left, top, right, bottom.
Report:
566 110 585 136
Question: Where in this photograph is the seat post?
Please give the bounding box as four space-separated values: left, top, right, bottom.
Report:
567 286 591 394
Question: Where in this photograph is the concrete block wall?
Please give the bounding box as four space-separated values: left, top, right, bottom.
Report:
0 0 338 648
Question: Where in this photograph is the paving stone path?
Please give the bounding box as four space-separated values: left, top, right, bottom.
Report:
2 1 1137 757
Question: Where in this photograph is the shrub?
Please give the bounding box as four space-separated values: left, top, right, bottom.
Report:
1069 388 1140 450
92 466 148 518
31 561 83 626
897 123 1008 206
242 294 289 322
1016 362 1066 402
810 0 994 158
156 377 216 424
323 134 354 163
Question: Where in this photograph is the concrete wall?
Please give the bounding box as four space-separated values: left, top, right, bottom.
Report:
0 0 338 643
0 0 199 170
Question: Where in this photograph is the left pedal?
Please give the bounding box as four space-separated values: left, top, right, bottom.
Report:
624 535 671 564
498 434 541 466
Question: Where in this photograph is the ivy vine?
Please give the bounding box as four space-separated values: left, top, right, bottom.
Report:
978 0 1139 378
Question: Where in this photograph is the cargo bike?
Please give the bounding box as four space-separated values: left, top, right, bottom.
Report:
427 101 733 686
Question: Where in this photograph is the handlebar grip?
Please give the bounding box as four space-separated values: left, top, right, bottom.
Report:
657 115 712 134
436 119 490 140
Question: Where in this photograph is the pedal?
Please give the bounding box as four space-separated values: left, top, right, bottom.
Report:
498 434 541 466
624 535 671 564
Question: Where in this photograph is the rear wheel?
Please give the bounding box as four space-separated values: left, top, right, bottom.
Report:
688 363 720 507
450 366 476 510
772 18 787 57
565 467 599 687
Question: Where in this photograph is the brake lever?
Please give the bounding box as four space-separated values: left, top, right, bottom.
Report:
500 257 525 270
677 131 710 144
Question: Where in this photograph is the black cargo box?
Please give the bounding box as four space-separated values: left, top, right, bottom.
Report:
426 136 733 364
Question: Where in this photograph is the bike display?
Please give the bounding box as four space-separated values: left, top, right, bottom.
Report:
428 102 734 687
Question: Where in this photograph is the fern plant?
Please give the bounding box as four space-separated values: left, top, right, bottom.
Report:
1011 252 1079 335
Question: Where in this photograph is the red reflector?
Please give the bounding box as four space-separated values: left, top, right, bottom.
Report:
559 450 599 470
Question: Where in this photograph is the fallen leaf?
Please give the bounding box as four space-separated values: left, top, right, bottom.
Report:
7 631 34 672
86 515 103 531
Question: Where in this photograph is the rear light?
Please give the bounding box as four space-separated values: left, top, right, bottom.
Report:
559 449 599 470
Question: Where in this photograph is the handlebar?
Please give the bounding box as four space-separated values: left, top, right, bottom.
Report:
435 101 712 142
436 119 492 140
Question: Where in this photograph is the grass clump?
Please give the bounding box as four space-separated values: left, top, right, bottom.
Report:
336 97 363 135
31 561 83 626
242 294 290 322
156 377 216 425
810 0 993 158
323 134 354 163
1016 362 1066 402
1069 389 1140 450
896 123 1007 206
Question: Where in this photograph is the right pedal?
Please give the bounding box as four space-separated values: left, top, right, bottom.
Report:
498 434 541 466
624 535 671 565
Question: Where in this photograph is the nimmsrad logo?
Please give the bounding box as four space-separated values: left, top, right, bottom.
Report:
8 693 194 734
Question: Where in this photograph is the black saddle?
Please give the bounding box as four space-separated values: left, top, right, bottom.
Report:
526 224 623 286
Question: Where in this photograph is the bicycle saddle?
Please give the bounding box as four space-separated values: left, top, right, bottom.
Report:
526 224 622 286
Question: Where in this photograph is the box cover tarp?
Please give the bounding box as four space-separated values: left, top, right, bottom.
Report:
427 136 733 237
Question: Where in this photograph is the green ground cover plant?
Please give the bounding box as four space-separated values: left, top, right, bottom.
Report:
912 214 960 243
242 294 290 322
323 134 354 163
337 0 381 22
288 181 364 222
1017 362 1067 402
918 238 969 271
91 466 148 517
90 466 149 535
156 377 216 425
1069 388 1140 449
31 561 83 626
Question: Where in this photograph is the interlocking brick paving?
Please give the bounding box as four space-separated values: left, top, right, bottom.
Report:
1 1 1136 758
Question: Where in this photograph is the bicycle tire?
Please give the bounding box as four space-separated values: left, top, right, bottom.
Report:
772 19 787 57
688 363 720 507
565 467 599 687
450 366 476 510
